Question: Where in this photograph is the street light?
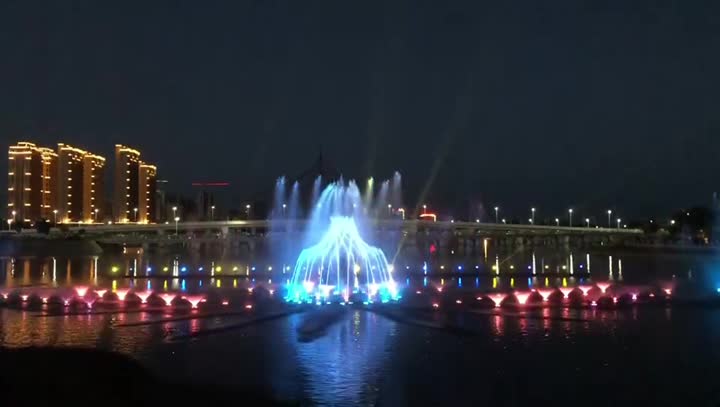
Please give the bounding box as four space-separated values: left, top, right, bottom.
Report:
607 209 612 228
172 206 177 220
7 219 12 231
531 207 536 224
280 204 285 218
174 216 180 235
670 219 676 225
555 218 560 226
94 208 99 222
502 218 506 224
585 218 590 228
494 206 499 223
133 207 138 222
246 204 251 220
422 204 427 214
388 204 392 216
568 209 573 227
53 209 58 224
617 218 621 229
211 205 216 220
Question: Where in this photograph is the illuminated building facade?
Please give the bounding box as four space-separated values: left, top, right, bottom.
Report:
138 163 157 223
7 142 57 223
56 144 106 222
113 145 140 222
83 153 105 222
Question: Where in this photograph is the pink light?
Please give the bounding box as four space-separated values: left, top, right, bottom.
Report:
183 295 203 309
476 296 483 301
248 287 254 293
536 289 554 302
41 297 48 304
222 300 229 306
432 303 439 308
21 295 28 302
596 283 610 294
613 297 618 304
649 293 655 298
437 287 443 293
159 293 175 306
244 304 252 309
631 293 638 301
579 285 592 296
64 300 69 306
515 292 530 305
455 300 462 304
269 289 275 295
591 301 597 307
664 288 672 296
75 285 89 297
95 290 107 297
558 287 573 299
115 289 129 301
487 293 506 308
416 290 422 295
135 291 151 303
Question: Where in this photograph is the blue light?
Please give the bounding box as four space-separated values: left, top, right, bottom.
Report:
457 265 463 271
423 261 428 275
199 267 204 271
181 279 186 291
285 217 398 303
251 266 256 271
423 276 428 287
199 280 203 287
180 266 187 272
458 277 463 287
475 277 479 288
716 287 720 293
146 266 152 272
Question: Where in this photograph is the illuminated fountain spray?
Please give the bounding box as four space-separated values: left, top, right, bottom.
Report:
284 177 400 304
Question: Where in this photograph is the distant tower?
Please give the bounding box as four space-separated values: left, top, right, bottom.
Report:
7 142 57 223
138 163 157 223
113 145 140 222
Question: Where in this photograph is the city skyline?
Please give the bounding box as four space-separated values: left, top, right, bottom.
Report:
7 141 157 224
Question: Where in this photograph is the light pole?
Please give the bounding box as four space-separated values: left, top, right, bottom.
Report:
585 218 590 228
211 205 216 220
94 208 99 223
53 209 58 224
388 204 392 216
422 204 427 215
607 209 612 228
531 207 535 224
7 219 12 231
172 206 177 220
568 209 573 227
555 218 560 226
174 216 180 235
133 207 138 223
502 218 506 224
246 204 251 220
398 208 405 220
280 204 285 218
617 218 621 229
494 206 499 223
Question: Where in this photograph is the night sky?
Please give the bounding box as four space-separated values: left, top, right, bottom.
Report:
1 1 719 220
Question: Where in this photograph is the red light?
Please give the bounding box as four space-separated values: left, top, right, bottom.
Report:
536 289 554 302
222 300 229 306
432 303 439 308
487 293 506 308
420 213 437 222
244 304 252 309
559 287 573 299
515 292 530 305
75 285 89 297
455 300 462 304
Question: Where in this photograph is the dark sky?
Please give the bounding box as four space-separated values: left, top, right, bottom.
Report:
1 1 719 220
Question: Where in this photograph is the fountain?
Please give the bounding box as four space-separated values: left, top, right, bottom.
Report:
281 177 401 304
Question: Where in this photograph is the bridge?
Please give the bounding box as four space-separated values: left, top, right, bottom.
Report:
61 220 644 252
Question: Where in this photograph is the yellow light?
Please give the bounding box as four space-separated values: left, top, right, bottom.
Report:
215 266 222 273
163 266 169 272
353 264 361 274
232 266 238 271
216 279 221 288
111 266 119 273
